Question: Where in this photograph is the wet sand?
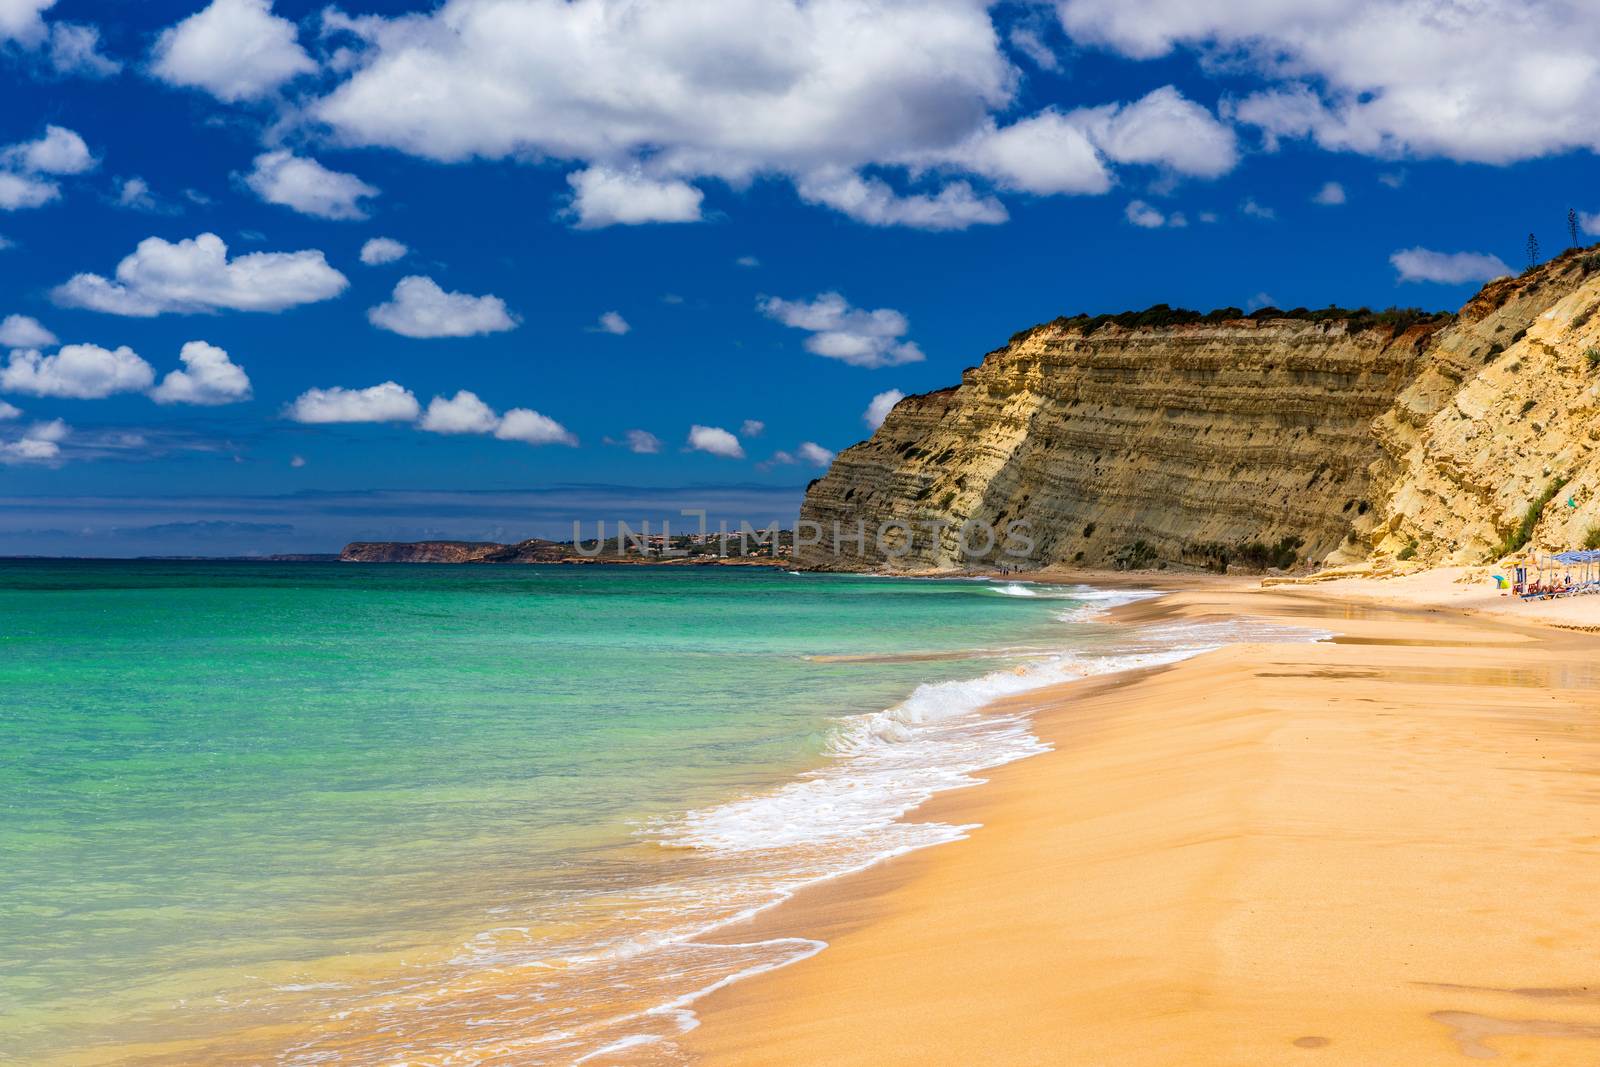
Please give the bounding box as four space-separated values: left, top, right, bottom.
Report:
678 579 1600 1065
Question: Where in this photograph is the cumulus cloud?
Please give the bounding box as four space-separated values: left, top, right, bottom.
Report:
771 441 836 467
565 166 703 228
1125 200 1186 228
0 172 58 210
623 428 660 454
865 388 905 429
592 311 630 335
149 340 252 405
2 125 95 175
52 232 348 316
740 419 765 438
1390 247 1512 285
368 275 519 338
687 424 744 459
285 381 419 423
0 313 56 348
1577 211 1600 238
305 1 1243 229
0 418 68 465
796 441 834 467
1241 197 1276 220
244 150 378 220
115 177 161 212
1 343 155 398
0 400 19 419
1068 85 1236 178
1058 1 1600 165
0 125 95 211
759 292 924 369
46 23 119 78
495 408 577 446
419 389 499 434
1008 25 1060 72
1312 180 1346 205
796 171 1006 231
941 111 1109 197
359 236 407 265
0 0 53 46
415 389 576 444
151 0 316 102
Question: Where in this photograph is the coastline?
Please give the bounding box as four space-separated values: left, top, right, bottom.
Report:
676 574 1600 1065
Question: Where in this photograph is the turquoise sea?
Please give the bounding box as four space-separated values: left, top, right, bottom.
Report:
0 561 1296 1064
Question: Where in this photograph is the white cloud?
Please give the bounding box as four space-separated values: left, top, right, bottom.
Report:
2 125 95 175
740 419 765 437
1 343 155 398
796 441 834 467
687 424 744 459
244 150 378 220
1578 212 1600 238
52 232 348 316
1058 1 1600 165
413 389 576 444
942 111 1109 196
0 0 53 46
1008 25 1060 72
1069 85 1236 178
419 389 499 434
285 381 419 423
1241 197 1276 220
1246 291 1276 312
771 441 836 467
1312 180 1346 205
0 313 56 347
0 233 12 249
1390 247 1512 285
1378 170 1406 189
115 177 159 212
796 170 1006 231
0 418 68 465
47 23 120 77
368 275 519 338
565 166 704 228
1125 200 1164 228
359 236 407 265
151 0 315 103
0 400 19 419
623 428 660 454
865 388 905 428
759 291 924 369
0 172 58 210
290 454 305 467
306 2 1242 228
495 407 577 446
149 340 252 405
593 311 630 335
736 255 760 268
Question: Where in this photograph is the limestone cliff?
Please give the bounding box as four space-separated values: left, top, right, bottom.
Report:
799 249 1600 572
1369 251 1600 564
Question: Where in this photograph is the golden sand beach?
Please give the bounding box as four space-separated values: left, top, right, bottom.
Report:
680 575 1600 1066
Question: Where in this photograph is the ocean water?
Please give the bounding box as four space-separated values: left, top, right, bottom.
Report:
0 561 1312 1064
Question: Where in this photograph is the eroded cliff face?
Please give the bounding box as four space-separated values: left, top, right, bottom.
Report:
799 250 1600 572
801 315 1441 571
1369 253 1600 564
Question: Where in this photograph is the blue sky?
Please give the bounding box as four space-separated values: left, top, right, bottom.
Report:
1 0 1597 555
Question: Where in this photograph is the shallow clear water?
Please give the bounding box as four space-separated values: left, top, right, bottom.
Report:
1 561 1172 1064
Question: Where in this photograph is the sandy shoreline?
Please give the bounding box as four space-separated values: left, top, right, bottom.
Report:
675 574 1600 1065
